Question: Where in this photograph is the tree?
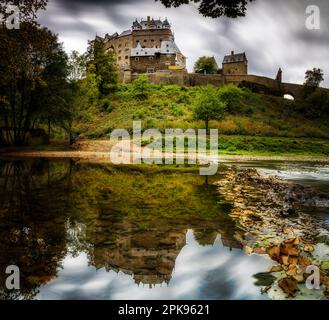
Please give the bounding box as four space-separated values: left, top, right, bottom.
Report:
35 39 74 138
304 90 329 119
193 85 227 133
73 40 118 117
0 0 47 24
194 56 218 74
0 23 72 145
68 50 86 82
303 68 324 97
218 84 244 113
80 64 101 106
156 0 254 18
304 68 324 89
132 75 151 99
85 39 118 95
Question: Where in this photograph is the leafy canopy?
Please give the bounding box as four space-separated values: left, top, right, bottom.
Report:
193 85 227 132
304 68 324 89
0 22 72 145
132 75 152 99
156 0 254 18
194 56 218 74
0 0 48 24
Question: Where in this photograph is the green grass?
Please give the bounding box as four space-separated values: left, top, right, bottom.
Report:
217 135 329 156
72 83 329 157
142 135 329 157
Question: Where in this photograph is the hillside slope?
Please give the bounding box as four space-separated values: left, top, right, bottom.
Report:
73 84 329 156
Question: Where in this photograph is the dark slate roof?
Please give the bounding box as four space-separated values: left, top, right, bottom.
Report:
133 19 141 27
119 30 132 37
223 52 247 64
95 35 104 42
140 19 165 29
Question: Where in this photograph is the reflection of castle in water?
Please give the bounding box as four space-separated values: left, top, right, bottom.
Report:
93 226 187 286
0 159 242 298
67 218 241 287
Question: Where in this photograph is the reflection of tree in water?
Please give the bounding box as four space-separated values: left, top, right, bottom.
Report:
0 159 73 299
0 160 240 298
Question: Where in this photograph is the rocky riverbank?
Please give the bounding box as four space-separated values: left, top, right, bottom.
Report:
215 168 329 299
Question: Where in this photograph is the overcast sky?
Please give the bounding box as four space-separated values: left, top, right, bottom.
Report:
38 0 329 86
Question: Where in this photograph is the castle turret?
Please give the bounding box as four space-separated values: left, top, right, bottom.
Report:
163 18 170 29
276 68 282 83
149 18 156 29
132 19 141 31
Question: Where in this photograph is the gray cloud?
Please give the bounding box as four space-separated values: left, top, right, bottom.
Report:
39 0 329 86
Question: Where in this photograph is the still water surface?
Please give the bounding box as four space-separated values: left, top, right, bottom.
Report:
0 159 327 300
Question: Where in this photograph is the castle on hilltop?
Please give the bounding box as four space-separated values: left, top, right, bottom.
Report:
96 17 328 100
97 17 186 75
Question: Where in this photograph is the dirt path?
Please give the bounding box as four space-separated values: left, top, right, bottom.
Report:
1 139 329 163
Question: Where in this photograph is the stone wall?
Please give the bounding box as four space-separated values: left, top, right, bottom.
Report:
104 34 133 69
131 70 188 85
132 29 172 49
130 54 176 73
188 73 224 86
223 61 248 76
127 70 328 100
103 28 173 70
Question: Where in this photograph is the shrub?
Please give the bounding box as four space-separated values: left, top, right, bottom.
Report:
132 75 151 99
169 103 184 116
218 84 244 114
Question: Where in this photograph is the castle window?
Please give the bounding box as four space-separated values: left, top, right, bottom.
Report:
144 40 147 42
118 56 122 60
118 50 122 54
135 57 139 61
125 56 129 59
145 52 148 55
149 56 154 60
151 39 154 42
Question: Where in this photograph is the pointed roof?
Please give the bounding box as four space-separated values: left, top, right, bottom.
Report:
133 19 141 27
223 51 247 64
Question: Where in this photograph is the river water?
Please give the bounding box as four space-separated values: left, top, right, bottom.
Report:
0 158 328 300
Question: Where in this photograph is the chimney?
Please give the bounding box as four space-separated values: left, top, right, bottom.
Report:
231 50 234 55
147 16 151 22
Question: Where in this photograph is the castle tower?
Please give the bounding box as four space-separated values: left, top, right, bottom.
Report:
276 68 282 83
222 51 248 75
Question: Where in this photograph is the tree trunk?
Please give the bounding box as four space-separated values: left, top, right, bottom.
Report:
205 119 209 136
48 118 51 137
